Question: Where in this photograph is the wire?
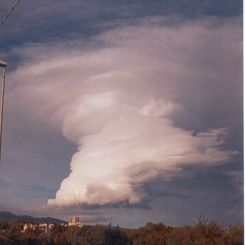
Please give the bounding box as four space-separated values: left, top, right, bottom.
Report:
0 0 21 25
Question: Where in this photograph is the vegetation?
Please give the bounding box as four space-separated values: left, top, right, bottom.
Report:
0 219 243 245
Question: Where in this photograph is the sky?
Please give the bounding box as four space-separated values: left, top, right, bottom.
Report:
0 0 243 228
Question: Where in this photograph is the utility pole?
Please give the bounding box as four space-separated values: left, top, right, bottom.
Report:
0 0 21 163
0 61 7 163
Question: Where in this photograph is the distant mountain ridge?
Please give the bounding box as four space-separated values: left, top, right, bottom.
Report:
0 211 66 224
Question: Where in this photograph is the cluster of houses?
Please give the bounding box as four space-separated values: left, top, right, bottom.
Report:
22 223 55 233
22 216 83 233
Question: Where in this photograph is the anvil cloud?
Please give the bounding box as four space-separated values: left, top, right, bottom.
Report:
8 19 240 208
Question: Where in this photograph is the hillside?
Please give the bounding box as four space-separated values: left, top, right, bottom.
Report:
0 211 65 224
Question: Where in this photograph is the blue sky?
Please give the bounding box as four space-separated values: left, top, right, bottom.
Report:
0 0 243 227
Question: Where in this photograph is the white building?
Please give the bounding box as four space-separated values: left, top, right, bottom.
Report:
39 223 55 233
68 216 83 227
22 223 54 233
22 223 37 232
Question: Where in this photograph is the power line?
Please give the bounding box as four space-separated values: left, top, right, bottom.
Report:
0 0 21 25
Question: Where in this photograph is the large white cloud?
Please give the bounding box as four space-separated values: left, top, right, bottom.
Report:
8 19 241 207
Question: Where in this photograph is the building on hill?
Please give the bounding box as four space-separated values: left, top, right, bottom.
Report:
68 216 83 227
22 223 37 232
39 223 55 233
22 223 54 233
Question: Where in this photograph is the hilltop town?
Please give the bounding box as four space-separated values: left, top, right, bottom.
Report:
22 216 83 233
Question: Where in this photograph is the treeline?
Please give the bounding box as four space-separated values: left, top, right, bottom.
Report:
0 219 243 245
